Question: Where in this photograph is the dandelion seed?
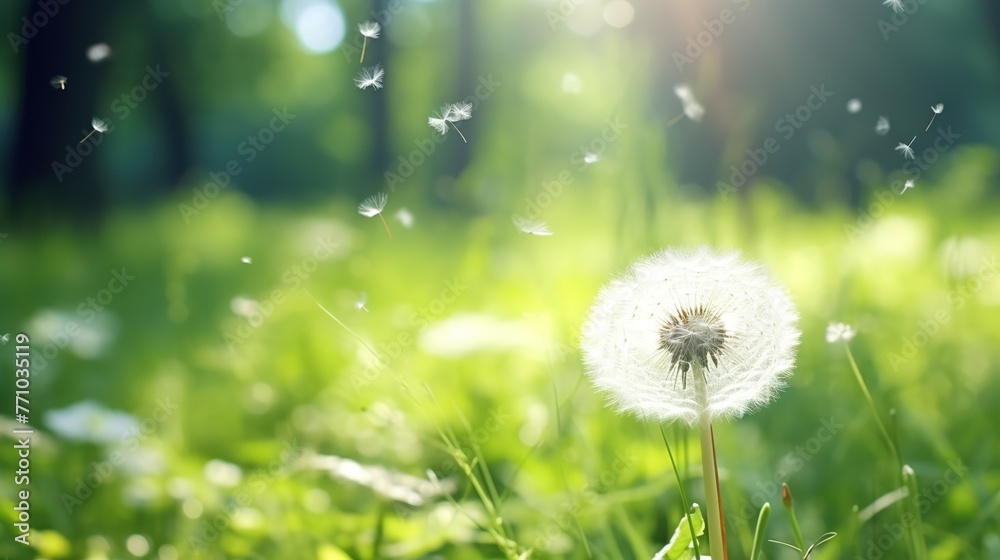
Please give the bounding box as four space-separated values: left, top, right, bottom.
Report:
875 116 890 136
394 207 414 228
583 152 599 164
512 215 553 236
240 256 252 264
357 192 392 238
883 0 905 13
357 21 380 64
847 99 862 114
80 117 109 144
895 136 916 160
825 322 856 343
901 179 915 194
673 84 705 123
925 103 943 131
50 75 68 90
0 334 9 345
427 102 472 143
87 42 112 63
353 63 384 90
354 292 369 312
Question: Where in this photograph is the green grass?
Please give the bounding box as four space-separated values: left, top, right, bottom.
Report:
1 145 998 559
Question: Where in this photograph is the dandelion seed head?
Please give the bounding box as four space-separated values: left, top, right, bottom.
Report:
358 21 380 39
902 179 915 193
445 102 473 122
895 141 915 160
825 322 856 343
580 246 800 425
357 192 388 217
931 103 944 114
50 75 68 90
92 117 109 133
875 116 890 136
427 116 449 135
883 0 905 13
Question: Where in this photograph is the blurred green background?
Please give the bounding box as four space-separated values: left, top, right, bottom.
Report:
1 0 999 558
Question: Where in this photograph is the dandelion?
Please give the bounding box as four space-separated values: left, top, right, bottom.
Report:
883 0 905 13
875 116 890 136
581 246 799 560
825 322 856 343
394 207 414 228
670 84 705 125
895 136 916 160
847 98 862 114
901 179 915 194
357 21 380 64
80 117 109 143
353 63 384 90
354 292 369 312
357 192 392 238
427 102 472 143
50 75 68 90
512 215 553 236
925 103 943 131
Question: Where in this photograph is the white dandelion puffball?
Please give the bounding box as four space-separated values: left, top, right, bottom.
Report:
580 247 800 426
825 322 856 343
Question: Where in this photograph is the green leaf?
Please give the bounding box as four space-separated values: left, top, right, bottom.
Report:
750 502 771 560
653 504 706 560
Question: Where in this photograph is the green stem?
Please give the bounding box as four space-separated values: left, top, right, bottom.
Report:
902 466 929 560
694 365 727 559
842 342 899 465
786 503 806 552
749 502 770 560
660 425 702 559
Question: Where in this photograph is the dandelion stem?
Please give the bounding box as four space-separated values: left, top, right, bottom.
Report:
667 112 685 127
360 37 368 64
79 129 96 143
659 424 703 560
842 341 899 465
449 121 468 143
925 115 936 132
377 213 393 238
694 365 727 560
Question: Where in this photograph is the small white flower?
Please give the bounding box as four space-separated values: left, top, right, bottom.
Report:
875 116 890 136
895 136 916 160
847 98 862 114
901 179 915 194
674 84 705 122
825 322 856 343
80 117 109 144
357 192 392 238
925 103 944 131
883 0 905 13
354 64 384 90
354 292 369 312
50 75 68 90
240 256 252 264
394 207 414 228
512 215 553 236
580 247 800 425
357 21 380 63
427 102 472 143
